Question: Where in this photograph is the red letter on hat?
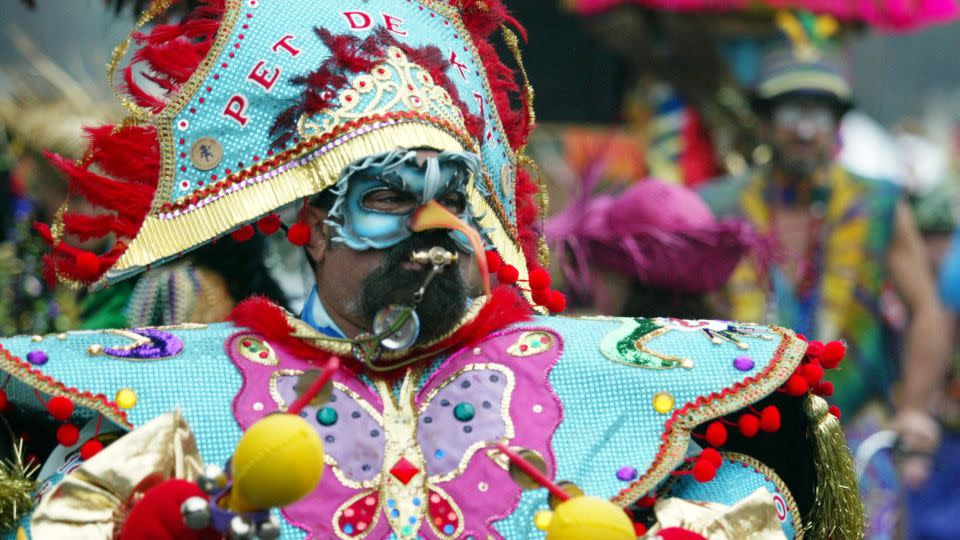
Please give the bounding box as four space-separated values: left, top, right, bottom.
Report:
223 94 249 126
343 11 371 30
473 92 485 118
247 60 280 91
449 51 468 80
382 14 407 36
272 35 300 57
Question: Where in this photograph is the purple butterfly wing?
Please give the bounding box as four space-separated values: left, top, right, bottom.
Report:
415 328 564 540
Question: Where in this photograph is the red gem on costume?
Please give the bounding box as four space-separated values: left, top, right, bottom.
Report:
80 439 104 460
57 424 80 447
497 265 518 285
783 375 809 397
705 421 727 447
528 268 551 290
48 396 74 421
738 414 760 438
389 457 420 485
759 406 781 432
821 341 846 369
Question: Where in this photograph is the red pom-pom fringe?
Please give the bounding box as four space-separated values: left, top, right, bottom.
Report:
48 396 74 421
257 214 283 235
287 221 312 246
80 439 104 460
230 224 255 242
56 424 80 447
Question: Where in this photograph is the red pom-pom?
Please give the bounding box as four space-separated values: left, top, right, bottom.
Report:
805 340 824 360
531 289 551 305
257 214 282 235
485 250 502 273
0 390 7 412
637 495 657 508
634 522 649 536
80 439 104 460
821 341 846 369
783 374 809 396
829 405 842 419
497 264 519 284
760 405 781 432
738 414 760 438
800 363 824 386
546 290 567 313
230 224 255 242
692 460 716 483
815 381 835 397
699 447 723 468
286 222 311 246
56 424 80 447
705 421 727 447
118 479 217 540
48 396 74 421
75 251 101 281
528 268 551 290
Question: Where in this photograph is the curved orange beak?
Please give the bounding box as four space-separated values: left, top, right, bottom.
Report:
409 200 490 296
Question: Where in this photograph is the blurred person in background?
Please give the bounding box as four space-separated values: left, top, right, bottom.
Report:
546 171 761 320
700 13 952 539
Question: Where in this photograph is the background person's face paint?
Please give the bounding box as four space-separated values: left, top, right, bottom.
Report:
326 149 486 252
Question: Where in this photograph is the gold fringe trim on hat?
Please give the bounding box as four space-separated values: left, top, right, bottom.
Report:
802 395 865 540
109 120 528 286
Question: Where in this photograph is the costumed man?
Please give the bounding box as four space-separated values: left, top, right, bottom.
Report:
0 2 863 539
700 18 952 539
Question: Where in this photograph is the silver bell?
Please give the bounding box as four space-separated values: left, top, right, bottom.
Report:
180 496 212 530
256 515 282 540
228 515 256 540
197 463 227 494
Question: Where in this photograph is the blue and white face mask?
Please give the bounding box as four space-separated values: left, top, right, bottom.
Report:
326 149 486 251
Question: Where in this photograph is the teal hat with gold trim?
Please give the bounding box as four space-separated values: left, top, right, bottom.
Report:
37 0 546 299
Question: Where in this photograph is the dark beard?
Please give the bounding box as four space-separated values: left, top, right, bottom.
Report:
359 231 468 345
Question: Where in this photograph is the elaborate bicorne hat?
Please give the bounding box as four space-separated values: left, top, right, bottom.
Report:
37 0 550 306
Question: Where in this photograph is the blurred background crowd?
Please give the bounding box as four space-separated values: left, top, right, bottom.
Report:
2 1 960 538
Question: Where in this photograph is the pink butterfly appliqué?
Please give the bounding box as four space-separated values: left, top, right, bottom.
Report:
228 327 563 540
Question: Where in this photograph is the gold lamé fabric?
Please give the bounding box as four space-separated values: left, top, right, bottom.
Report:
646 488 789 540
29 411 202 540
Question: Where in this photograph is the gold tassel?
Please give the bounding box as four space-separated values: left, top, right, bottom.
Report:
0 440 39 531
802 395 865 540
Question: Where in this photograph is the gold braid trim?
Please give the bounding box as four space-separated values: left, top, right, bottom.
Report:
106 0 177 120
802 395 865 540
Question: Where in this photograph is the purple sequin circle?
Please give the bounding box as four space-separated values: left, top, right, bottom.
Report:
733 356 755 371
616 466 638 482
26 350 48 366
